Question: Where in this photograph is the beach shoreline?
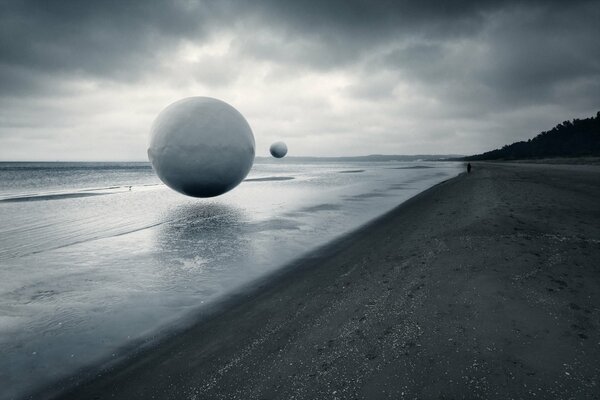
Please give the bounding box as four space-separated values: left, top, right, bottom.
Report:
45 162 600 399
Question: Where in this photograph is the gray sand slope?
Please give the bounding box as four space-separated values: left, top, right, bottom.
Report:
52 163 600 399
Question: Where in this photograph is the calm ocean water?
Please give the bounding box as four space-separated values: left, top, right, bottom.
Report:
0 160 461 399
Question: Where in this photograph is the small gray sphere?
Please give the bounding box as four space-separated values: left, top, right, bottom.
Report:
270 141 288 158
148 97 255 198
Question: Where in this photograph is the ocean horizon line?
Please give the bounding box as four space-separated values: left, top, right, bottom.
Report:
0 154 464 164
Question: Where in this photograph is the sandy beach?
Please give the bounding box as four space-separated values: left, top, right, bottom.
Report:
48 162 600 399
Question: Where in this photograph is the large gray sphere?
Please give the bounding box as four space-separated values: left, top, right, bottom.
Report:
270 141 288 158
148 97 255 198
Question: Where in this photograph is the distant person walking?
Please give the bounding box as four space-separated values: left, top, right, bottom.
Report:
467 163 472 174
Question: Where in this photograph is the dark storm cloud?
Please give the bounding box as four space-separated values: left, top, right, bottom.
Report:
0 0 599 159
251 0 500 37
3 0 593 78
354 0 600 116
230 0 495 70
476 3 600 105
0 0 216 92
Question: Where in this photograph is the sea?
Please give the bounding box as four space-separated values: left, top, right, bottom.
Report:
0 160 461 399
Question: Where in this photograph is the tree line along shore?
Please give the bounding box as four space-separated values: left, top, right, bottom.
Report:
460 111 600 161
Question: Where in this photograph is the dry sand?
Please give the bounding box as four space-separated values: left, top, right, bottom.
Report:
50 162 600 399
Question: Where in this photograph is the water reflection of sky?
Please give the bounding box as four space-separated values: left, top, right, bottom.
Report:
0 161 461 400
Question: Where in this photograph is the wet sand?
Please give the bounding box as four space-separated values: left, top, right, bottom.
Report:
50 162 600 399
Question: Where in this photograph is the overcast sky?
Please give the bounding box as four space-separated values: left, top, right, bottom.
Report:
0 0 598 160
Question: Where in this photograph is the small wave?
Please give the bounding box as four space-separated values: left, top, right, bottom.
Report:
0 184 153 203
244 176 295 182
346 192 391 201
0 162 152 172
338 169 365 173
0 219 167 261
0 192 110 203
388 183 413 190
244 218 301 232
300 204 342 213
81 186 122 191
390 166 434 169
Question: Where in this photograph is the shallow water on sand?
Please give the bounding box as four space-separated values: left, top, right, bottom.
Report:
0 160 461 399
